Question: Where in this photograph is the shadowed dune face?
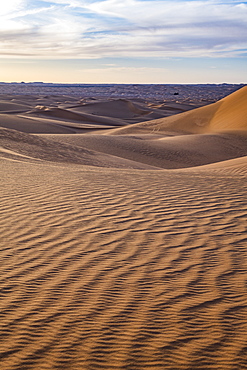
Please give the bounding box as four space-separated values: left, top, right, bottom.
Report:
42 132 247 169
0 85 247 370
0 127 158 169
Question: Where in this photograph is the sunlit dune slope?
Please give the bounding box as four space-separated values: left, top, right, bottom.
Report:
210 85 247 132
110 86 247 135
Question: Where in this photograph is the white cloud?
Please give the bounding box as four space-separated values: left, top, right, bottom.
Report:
0 0 26 15
0 0 246 59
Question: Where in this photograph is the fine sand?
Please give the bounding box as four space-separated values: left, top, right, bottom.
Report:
0 85 247 370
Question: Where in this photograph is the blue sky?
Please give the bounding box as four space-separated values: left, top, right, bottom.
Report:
0 0 246 83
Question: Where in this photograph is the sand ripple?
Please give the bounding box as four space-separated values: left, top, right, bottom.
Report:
0 160 247 369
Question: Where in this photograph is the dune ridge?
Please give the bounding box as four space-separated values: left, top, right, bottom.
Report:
0 85 246 370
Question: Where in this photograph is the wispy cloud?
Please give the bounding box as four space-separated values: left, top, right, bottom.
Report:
0 0 246 59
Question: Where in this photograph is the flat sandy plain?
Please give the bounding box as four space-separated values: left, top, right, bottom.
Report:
0 84 247 370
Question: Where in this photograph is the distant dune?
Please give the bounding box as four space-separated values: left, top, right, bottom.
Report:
0 85 247 370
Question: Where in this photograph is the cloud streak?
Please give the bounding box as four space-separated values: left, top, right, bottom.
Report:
0 0 246 59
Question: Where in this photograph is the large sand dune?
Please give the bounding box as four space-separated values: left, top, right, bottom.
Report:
110 85 247 135
0 85 247 370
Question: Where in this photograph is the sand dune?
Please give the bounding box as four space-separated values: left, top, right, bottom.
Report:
26 106 128 127
0 127 157 169
112 85 247 135
0 114 76 134
42 131 247 169
68 99 150 117
0 85 247 370
0 100 32 113
210 85 247 132
0 93 209 134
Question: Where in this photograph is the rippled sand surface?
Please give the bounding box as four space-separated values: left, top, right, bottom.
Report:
0 85 247 370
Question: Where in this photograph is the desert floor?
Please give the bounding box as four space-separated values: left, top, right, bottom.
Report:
0 84 247 370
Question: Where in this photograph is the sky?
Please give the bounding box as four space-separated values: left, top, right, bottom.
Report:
0 0 246 83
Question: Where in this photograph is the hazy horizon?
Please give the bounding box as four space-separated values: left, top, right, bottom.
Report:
0 81 245 85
